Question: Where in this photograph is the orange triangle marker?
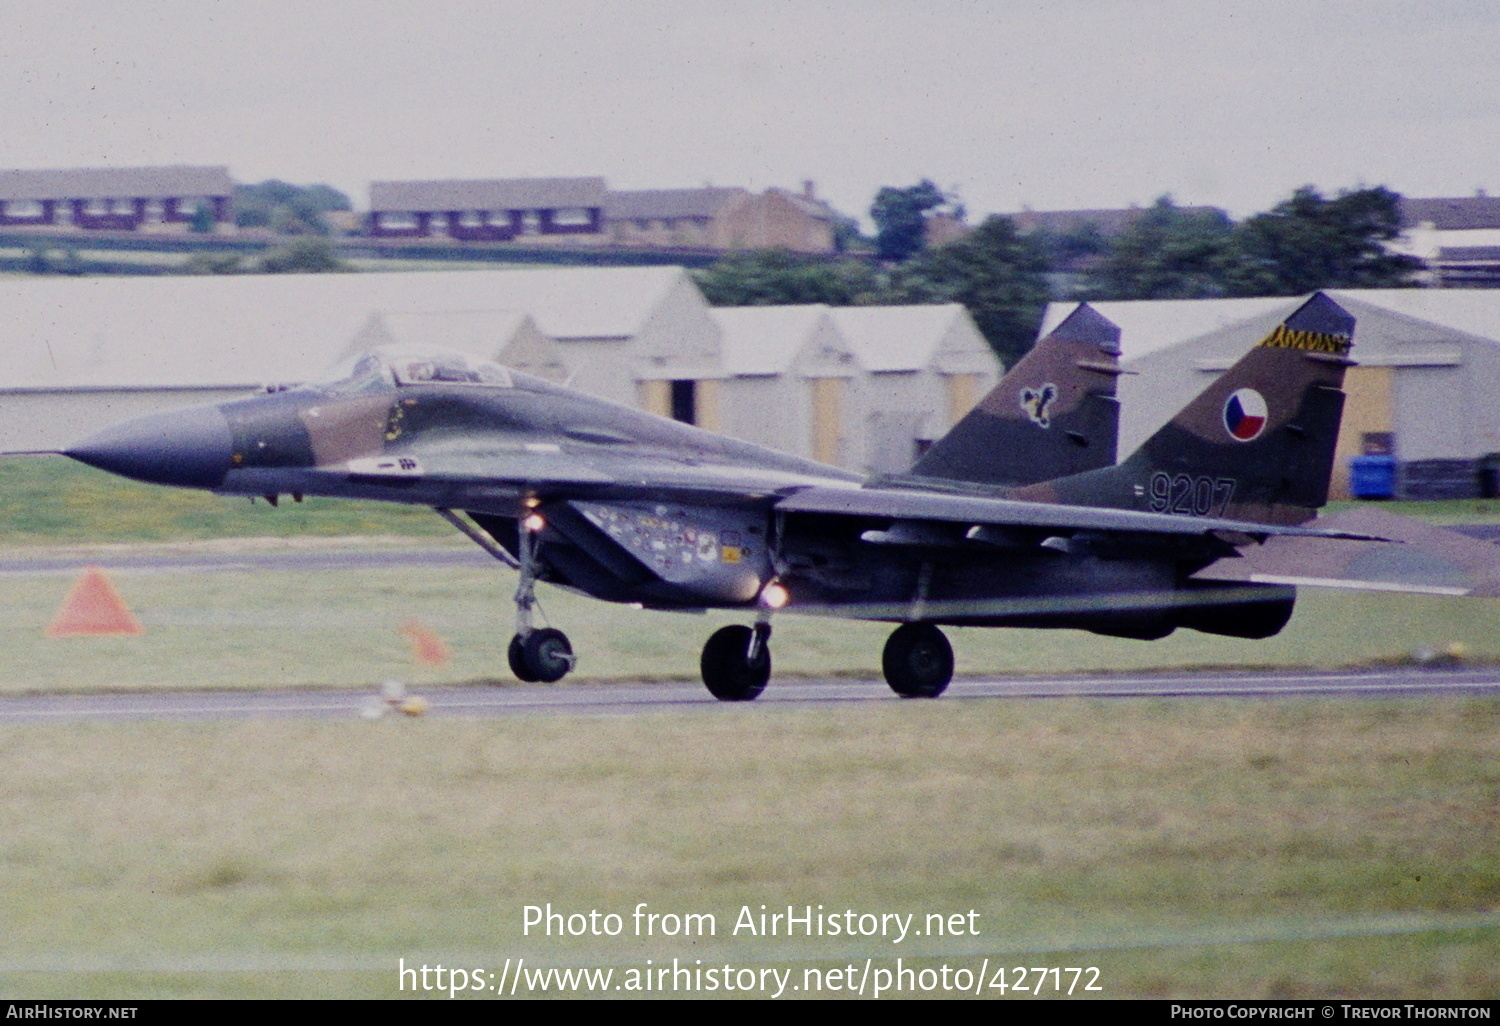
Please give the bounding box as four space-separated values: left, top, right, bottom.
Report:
399 619 451 666
46 566 144 637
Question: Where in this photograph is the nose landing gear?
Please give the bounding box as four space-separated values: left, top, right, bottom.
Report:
507 509 575 684
508 627 574 684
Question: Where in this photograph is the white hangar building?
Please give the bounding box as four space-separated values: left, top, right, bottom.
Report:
705 303 1000 473
829 304 1001 474
710 305 860 466
1039 289 1500 498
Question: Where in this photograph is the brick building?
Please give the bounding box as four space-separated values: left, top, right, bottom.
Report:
0 166 233 232
367 177 608 242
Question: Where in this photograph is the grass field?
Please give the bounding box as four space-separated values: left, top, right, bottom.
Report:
0 699 1494 998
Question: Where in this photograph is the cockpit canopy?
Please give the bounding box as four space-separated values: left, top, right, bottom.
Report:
309 346 515 394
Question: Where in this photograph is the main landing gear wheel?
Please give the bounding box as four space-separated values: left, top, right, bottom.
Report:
882 623 953 698
508 628 574 684
700 624 771 702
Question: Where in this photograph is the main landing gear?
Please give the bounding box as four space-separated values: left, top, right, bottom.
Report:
697 612 954 701
881 623 953 698
508 510 575 684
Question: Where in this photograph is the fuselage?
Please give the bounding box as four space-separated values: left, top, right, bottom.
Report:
65 346 1292 637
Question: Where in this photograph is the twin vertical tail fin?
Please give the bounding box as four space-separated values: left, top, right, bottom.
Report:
1022 292 1356 525
908 303 1123 487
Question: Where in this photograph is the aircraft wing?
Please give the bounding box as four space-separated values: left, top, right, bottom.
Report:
776 484 1383 543
1191 505 1500 597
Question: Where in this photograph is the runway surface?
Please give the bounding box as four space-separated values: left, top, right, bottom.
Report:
2 666 1497 724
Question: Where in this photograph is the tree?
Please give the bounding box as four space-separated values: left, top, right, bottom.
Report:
870 180 952 261
1082 197 1237 300
235 180 353 236
694 250 884 306
890 215 1051 367
1226 185 1426 295
1079 187 1426 300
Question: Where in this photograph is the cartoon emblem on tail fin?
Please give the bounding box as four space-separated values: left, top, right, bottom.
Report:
1020 384 1058 428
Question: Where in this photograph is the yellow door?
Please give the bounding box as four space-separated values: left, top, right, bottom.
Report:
695 379 722 432
811 377 845 465
945 373 981 427
638 379 671 418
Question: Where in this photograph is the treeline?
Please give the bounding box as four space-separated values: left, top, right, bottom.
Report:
696 183 1426 367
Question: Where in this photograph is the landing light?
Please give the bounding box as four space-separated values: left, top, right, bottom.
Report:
522 513 546 533
760 581 790 609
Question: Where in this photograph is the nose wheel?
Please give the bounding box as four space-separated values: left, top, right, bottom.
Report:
700 622 771 701
882 623 953 698
508 627 574 684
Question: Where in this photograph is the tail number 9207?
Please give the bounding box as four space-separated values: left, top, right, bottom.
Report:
1148 473 1236 518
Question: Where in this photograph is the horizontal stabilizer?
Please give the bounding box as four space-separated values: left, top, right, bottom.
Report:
1193 506 1500 597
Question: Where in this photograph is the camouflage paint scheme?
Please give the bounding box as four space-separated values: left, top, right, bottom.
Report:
63 294 1402 695
907 303 1122 486
1013 294 1354 527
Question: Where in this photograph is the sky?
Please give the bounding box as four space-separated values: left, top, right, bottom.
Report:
2 0 1498 225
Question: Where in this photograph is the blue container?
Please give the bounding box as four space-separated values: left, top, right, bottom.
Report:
1349 455 1397 500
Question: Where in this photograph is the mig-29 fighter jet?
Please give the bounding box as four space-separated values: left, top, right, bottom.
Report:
57 293 1377 701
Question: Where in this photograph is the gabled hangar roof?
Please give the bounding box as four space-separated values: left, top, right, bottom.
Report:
828 304 984 373
709 305 853 377
344 309 538 359
1039 297 1291 362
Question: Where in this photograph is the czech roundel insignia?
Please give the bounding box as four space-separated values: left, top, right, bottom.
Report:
1223 388 1268 442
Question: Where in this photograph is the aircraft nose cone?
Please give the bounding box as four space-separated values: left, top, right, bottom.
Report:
65 405 234 489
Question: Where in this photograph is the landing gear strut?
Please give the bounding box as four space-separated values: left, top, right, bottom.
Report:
508 510 574 683
700 620 771 701
882 623 953 698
